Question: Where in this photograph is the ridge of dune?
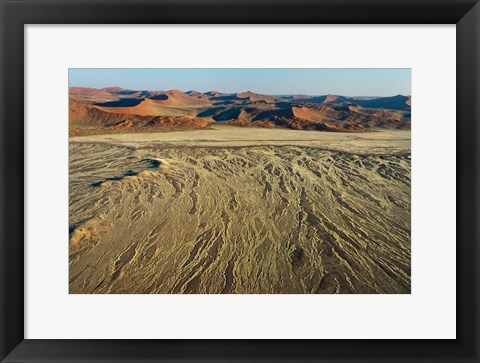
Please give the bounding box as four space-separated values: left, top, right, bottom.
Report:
69 87 120 103
95 98 166 116
186 90 210 100
149 90 211 106
205 90 230 97
236 91 280 103
101 86 125 93
323 94 342 103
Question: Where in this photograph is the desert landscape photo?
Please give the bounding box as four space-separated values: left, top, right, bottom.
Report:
69 68 411 294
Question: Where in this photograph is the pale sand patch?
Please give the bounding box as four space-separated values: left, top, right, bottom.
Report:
71 125 411 155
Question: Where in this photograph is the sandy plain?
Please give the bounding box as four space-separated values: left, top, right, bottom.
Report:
69 126 411 294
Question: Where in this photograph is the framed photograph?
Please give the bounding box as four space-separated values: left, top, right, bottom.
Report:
1 0 478 362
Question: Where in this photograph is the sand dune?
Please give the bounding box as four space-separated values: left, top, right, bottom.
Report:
69 127 410 294
185 90 210 100
149 89 211 106
69 87 121 103
291 106 328 122
69 87 411 132
354 95 411 110
236 91 282 103
324 94 344 103
95 98 210 117
69 99 210 130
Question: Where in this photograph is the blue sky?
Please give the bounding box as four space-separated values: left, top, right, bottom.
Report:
69 68 411 97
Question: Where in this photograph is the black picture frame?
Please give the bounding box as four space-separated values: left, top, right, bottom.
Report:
1 0 479 362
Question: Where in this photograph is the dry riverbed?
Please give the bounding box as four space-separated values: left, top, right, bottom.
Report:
69 126 411 294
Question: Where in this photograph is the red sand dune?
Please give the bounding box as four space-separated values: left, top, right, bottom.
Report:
101 87 124 93
69 87 411 132
291 106 328 122
236 91 281 103
290 94 313 99
94 90 211 117
69 87 120 103
324 94 341 103
186 90 210 100
149 89 211 106
95 99 173 116
205 91 231 97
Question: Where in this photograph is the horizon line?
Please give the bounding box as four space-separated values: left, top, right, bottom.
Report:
68 86 411 98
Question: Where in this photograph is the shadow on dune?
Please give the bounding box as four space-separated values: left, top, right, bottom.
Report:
149 94 169 101
197 107 226 117
96 98 144 107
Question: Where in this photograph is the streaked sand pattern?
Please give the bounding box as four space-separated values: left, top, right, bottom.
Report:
69 127 411 294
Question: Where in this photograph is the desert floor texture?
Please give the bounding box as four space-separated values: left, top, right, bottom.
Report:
69 126 411 294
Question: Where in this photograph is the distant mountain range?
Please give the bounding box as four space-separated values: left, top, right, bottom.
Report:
69 87 411 133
